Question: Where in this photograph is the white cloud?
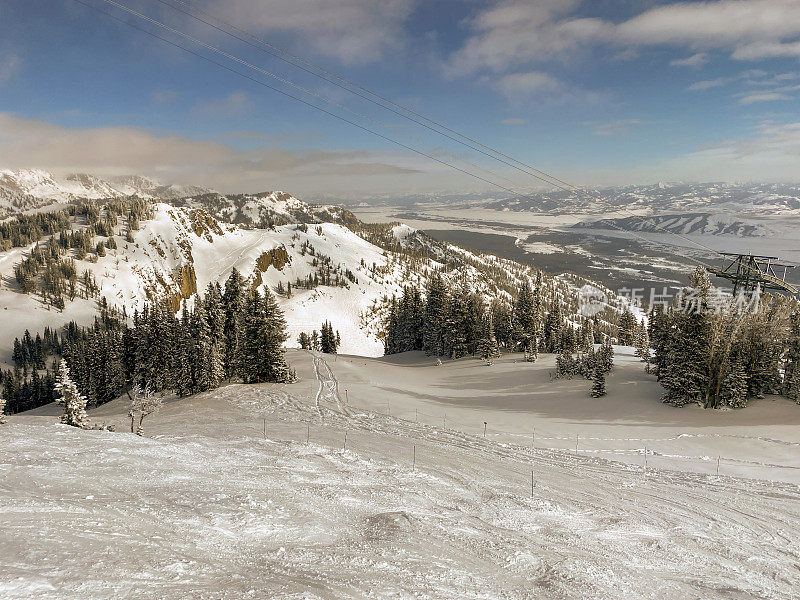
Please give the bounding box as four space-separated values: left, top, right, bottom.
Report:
194 0 416 64
447 0 800 76
494 71 563 99
739 92 792 105
445 1 599 76
731 40 800 60
591 119 642 136
670 53 709 68
490 70 601 105
689 78 729 91
688 69 772 91
0 54 20 84
193 92 255 118
0 113 425 195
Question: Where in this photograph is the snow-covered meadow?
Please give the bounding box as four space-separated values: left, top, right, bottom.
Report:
2 349 799 599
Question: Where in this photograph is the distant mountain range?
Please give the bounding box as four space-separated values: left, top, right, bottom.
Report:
0 169 359 228
0 169 212 215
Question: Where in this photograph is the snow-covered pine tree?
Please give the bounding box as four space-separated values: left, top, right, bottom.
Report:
55 359 89 428
618 310 637 345
786 313 800 402
194 299 215 392
480 311 500 360
789 362 800 404
384 296 399 354
0 394 7 424
320 321 337 353
176 308 194 396
203 283 225 388
556 352 574 379
598 341 614 374
261 287 293 382
720 357 749 408
543 299 563 354
512 278 537 360
490 299 513 350
590 363 607 398
444 283 471 359
423 273 448 357
298 332 312 350
222 268 246 380
241 288 292 383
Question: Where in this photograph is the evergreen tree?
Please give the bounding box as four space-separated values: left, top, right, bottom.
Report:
0 394 6 424
222 268 246 380
423 274 448 357
298 332 311 350
480 311 500 360
513 278 538 359
590 363 607 398
788 363 800 404
598 342 614 374
241 289 292 383
720 358 749 408
55 359 89 428
320 321 338 353
194 300 215 392
543 300 563 354
618 310 637 345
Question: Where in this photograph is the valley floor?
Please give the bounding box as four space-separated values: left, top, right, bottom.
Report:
2 349 800 599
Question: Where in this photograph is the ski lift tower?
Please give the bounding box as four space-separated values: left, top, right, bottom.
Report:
707 253 798 295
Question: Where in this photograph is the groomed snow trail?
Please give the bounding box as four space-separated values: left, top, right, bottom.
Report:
1 351 799 599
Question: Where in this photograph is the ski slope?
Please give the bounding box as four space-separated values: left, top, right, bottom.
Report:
2 349 799 599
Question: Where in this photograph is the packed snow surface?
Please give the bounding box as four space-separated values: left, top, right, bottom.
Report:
2 349 799 599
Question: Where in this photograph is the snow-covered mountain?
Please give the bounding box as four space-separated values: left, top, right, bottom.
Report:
0 193 630 363
574 212 767 237
481 182 800 217
0 169 358 231
0 169 214 217
173 191 361 229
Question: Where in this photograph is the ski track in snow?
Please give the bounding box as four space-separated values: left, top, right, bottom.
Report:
2 351 799 599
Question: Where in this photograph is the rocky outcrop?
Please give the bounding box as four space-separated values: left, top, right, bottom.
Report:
256 246 290 272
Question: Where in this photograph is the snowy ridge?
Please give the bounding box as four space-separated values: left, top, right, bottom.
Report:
482 182 800 218
83 204 399 356
176 190 359 228
0 203 529 359
0 169 213 217
576 212 768 237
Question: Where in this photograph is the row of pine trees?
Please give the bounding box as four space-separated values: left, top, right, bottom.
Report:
2 268 293 414
384 272 616 360
649 268 800 408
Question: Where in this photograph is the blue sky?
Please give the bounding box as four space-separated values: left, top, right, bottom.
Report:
1 0 800 197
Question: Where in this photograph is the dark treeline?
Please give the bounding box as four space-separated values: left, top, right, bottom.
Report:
384 273 614 360
298 321 340 353
2 268 294 414
650 267 800 408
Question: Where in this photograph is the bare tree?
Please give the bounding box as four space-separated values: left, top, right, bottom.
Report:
128 385 162 436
